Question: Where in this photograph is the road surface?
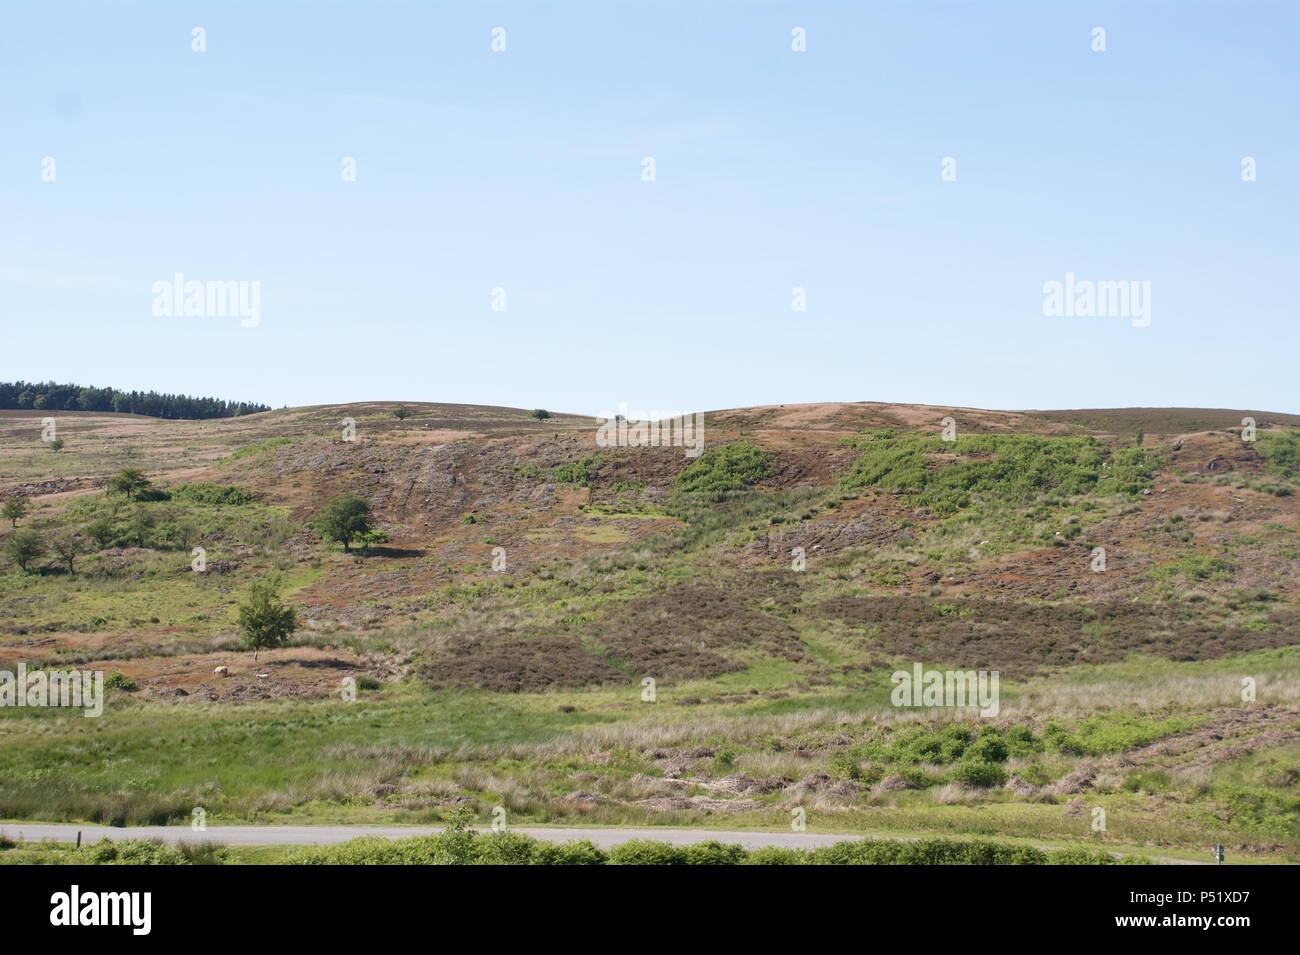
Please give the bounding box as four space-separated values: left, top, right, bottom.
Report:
2 823 859 850
0 822 1204 861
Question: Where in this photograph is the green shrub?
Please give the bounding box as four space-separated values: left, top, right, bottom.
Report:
840 433 1154 513
104 671 137 692
78 838 189 865
276 832 1155 866
531 839 607 866
948 760 1007 787
222 437 294 463
966 729 1009 763
1047 848 1140 865
812 840 905 864
606 839 690 865
1214 784 1300 838
551 458 596 486
291 831 480 865
1004 725 1038 756
827 751 862 780
85 517 115 548
742 847 810 865
682 840 747 865
675 441 776 495
1070 713 1194 755
548 454 595 485
1043 721 1085 756
176 841 229 865
475 831 542 865
1123 770 1172 794
1257 429 1300 482
1150 555 1233 581
168 483 254 506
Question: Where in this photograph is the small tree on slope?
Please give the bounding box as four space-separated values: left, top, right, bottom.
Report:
236 578 298 661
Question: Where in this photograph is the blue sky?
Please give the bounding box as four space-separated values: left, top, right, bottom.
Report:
2 1 1297 415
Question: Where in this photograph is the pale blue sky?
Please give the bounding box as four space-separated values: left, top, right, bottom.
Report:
2 1 1296 415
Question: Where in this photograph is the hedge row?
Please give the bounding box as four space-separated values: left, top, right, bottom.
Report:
3 833 1152 865
288 831 1150 866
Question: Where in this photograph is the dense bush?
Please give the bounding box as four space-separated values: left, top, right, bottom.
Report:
104 671 138 691
606 839 689 865
811 839 1046 865
167 483 254 506
966 729 1010 763
7 830 1150 866
675 441 776 495
947 760 1007 788
288 831 1147 865
840 433 1155 513
1257 429 1300 482
1048 714 1195 756
292 834 471 865
551 458 597 486
530 839 607 866
78 839 191 865
741 847 810 865
855 724 1009 767
291 827 607 866
1150 555 1233 581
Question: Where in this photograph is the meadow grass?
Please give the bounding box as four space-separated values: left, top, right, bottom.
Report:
1 647 1295 860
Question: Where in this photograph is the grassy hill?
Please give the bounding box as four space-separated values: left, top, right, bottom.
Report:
1 401 1298 861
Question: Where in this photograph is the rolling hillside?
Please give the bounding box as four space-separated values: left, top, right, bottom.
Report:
1 400 1298 861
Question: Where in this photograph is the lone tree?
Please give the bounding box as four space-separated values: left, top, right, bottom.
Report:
48 438 65 452
108 467 153 501
530 409 551 420
392 406 411 420
51 533 88 574
315 493 373 552
2 497 29 527
236 578 298 661
128 506 156 548
4 528 46 573
163 518 199 550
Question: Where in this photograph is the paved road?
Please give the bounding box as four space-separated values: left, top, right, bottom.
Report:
1 823 860 850
0 822 1205 862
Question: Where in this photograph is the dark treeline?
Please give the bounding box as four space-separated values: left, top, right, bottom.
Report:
0 381 271 420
